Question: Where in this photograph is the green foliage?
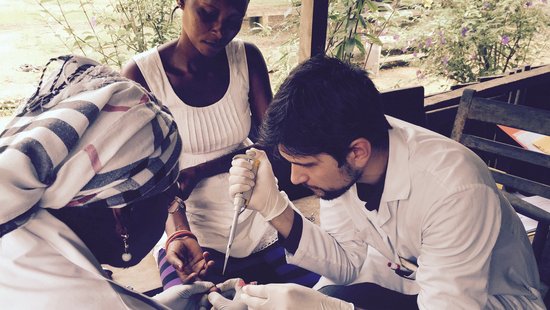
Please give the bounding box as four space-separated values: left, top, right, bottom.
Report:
417 0 549 83
327 0 386 63
35 0 181 68
325 0 424 66
252 1 302 92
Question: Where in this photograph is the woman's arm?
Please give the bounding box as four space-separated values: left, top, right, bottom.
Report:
245 42 273 135
120 60 151 92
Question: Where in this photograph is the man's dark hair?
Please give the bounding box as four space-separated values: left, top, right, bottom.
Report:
258 55 391 165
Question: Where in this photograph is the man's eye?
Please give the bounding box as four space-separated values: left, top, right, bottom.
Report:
224 18 243 30
198 9 217 22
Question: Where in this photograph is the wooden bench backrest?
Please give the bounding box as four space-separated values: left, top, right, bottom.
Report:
451 88 550 263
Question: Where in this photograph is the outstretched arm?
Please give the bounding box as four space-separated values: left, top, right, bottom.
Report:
164 145 259 282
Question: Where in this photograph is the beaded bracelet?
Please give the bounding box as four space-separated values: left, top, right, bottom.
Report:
165 229 198 250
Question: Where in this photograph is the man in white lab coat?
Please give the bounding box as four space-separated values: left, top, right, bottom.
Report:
215 55 546 309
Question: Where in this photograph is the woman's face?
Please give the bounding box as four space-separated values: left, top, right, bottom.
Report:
180 0 248 56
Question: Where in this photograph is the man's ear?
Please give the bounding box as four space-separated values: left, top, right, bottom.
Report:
347 138 372 168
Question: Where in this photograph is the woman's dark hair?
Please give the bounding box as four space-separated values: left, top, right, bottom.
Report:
258 55 391 165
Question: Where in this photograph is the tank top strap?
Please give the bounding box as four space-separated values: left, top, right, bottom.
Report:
132 47 172 106
225 39 250 93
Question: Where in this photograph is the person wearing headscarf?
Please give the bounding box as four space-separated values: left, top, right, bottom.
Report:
0 55 212 309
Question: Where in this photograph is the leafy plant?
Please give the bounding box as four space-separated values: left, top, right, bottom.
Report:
326 0 404 65
35 0 181 68
416 0 549 83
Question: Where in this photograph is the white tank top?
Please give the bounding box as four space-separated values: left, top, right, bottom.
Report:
133 40 276 256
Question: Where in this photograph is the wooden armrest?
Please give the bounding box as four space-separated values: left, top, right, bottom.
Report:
502 191 550 224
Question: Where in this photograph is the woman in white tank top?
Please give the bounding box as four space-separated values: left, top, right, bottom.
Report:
122 0 318 288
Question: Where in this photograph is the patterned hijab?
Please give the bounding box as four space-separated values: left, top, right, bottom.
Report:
0 55 181 237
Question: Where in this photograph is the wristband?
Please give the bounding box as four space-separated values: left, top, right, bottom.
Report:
165 229 198 250
168 196 186 214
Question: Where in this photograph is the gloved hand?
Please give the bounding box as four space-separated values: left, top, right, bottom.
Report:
152 281 214 310
229 148 288 221
239 283 354 310
208 278 248 310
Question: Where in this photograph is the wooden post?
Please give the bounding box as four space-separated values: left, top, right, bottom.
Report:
299 0 328 62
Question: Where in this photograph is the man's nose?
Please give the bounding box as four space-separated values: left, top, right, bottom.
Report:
289 165 308 185
210 20 223 40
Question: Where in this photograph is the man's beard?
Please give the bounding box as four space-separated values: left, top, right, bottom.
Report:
308 162 362 201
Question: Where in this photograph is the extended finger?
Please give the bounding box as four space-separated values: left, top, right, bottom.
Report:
231 156 253 168
229 165 256 180
216 278 244 292
165 251 185 271
228 183 253 198
247 148 266 160
178 271 198 284
198 260 215 279
187 281 216 295
207 291 231 308
228 173 255 187
241 284 269 298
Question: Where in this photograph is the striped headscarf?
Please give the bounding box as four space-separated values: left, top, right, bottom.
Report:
0 55 182 237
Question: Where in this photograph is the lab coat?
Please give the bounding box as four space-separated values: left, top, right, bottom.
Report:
287 118 545 309
0 209 169 310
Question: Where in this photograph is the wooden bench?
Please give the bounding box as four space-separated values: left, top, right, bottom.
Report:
451 89 550 265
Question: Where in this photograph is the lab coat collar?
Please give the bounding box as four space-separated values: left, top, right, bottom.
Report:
377 124 412 226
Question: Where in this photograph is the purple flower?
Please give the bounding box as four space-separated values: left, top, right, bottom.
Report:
501 35 510 45
482 2 491 9
542 0 548 4
525 1 533 6
442 56 449 66
91 16 97 28
413 51 418 57
393 34 400 41
425 38 433 48
439 32 447 44
461 27 469 37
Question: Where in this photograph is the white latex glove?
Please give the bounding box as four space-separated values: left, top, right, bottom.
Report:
240 283 354 310
229 148 288 221
208 278 247 310
152 281 214 310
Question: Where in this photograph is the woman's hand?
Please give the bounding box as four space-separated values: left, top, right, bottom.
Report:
177 167 199 200
165 236 215 283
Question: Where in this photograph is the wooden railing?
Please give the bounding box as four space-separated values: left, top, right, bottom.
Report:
423 64 550 137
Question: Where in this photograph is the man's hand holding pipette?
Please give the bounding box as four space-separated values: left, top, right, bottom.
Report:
229 149 289 222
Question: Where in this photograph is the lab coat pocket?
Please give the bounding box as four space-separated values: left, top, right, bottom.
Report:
395 255 418 280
